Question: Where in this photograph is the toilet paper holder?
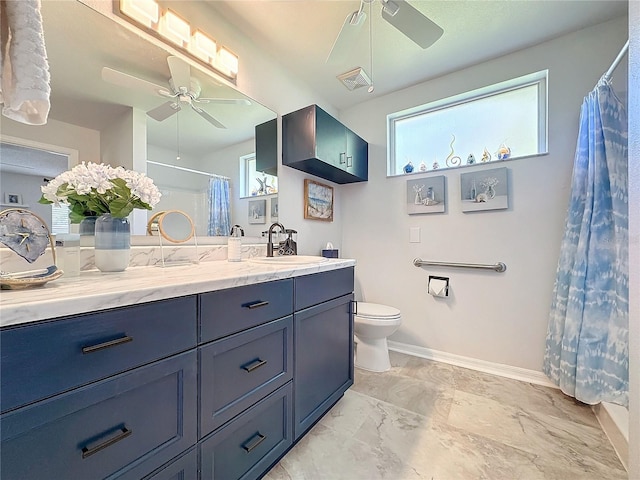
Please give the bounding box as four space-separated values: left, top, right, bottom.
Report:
428 275 449 297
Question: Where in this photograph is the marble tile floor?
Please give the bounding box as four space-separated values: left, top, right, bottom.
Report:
265 351 627 480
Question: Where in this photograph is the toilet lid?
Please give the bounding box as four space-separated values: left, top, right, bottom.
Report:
356 302 401 319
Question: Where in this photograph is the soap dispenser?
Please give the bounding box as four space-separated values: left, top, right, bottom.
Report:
228 225 244 262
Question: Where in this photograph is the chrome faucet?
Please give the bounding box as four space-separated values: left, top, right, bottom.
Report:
267 222 285 257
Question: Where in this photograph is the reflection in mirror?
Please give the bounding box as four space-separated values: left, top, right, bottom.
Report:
0 1 277 242
151 210 195 244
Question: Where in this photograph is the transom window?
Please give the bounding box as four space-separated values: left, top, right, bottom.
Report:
388 70 548 176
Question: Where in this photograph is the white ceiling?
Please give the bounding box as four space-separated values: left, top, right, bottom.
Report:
208 0 628 110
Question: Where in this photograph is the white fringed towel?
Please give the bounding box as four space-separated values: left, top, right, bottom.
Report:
0 0 50 125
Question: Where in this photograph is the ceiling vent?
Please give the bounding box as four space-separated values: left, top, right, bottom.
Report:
337 67 372 91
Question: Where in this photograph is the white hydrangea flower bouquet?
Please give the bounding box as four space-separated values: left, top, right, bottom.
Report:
39 162 161 223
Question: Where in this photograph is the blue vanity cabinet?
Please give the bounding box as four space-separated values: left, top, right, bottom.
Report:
293 268 355 440
199 315 294 436
0 351 197 480
143 447 198 480
282 104 368 184
200 383 293 480
0 295 197 414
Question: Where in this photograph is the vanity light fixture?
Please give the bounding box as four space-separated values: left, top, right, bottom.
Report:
191 30 217 64
117 0 239 83
120 0 158 28
159 9 191 47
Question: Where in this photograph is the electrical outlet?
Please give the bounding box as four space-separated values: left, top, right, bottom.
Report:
410 227 421 243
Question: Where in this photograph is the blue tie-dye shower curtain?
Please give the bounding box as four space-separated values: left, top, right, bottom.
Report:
208 176 231 236
543 80 629 407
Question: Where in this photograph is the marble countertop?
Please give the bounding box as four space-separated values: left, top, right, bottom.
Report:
0 258 355 328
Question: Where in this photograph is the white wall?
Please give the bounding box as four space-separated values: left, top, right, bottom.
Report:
627 1 639 476
339 17 628 371
0 172 51 225
0 117 99 164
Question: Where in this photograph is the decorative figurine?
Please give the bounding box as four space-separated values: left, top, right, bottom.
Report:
467 154 476 165
413 184 425 205
445 135 462 167
432 160 440 170
403 161 414 174
419 161 427 172
496 143 511 160
481 147 492 163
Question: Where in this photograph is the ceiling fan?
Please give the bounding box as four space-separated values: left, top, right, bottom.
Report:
327 0 443 64
101 56 250 129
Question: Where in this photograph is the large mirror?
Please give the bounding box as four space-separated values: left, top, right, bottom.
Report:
0 0 277 242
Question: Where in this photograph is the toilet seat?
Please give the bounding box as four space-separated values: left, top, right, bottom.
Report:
356 302 401 321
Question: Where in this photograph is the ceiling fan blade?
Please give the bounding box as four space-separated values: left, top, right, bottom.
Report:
167 56 192 92
326 9 366 64
147 101 181 122
196 97 251 106
381 0 443 49
192 105 226 129
101 67 170 97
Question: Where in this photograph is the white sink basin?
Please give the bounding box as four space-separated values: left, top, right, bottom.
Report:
249 255 329 265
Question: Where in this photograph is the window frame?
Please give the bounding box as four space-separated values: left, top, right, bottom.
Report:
387 70 548 177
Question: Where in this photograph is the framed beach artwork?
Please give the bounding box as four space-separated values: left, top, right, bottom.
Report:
304 179 334 222
4 193 23 205
460 167 509 212
248 199 266 224
407 176 446 214
270 196 278 220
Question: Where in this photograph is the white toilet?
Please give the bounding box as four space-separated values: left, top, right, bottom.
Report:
354 302 402 372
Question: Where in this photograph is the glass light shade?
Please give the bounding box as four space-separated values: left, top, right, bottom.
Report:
159 9 191 46
217 46 239 77
190 30 217 63
120 0 159 28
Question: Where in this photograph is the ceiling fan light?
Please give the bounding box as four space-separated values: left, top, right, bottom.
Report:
119 0 159 28
190 30 217 63
160 9 191 47
337 67 372 91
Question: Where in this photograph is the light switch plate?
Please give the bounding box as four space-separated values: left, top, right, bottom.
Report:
409 227 421 243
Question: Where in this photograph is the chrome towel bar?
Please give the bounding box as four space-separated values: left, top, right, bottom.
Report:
413 258 507 273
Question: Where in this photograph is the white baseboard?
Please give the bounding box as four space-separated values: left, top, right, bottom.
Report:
387 340 558 388
593 403 629 471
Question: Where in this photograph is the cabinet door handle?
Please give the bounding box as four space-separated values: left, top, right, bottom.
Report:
241 358 267 373
82 335 133 354
81 426 132 459
339 152 346 164
241 432 266 453
347 155 353 167
244 300 269 309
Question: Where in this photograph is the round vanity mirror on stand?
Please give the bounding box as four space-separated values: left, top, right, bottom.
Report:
146 210 198 267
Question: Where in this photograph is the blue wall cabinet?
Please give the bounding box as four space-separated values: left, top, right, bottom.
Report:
282 105 368 184
255 118 278 177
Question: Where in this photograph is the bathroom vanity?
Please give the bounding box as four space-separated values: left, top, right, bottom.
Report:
0 259 355 479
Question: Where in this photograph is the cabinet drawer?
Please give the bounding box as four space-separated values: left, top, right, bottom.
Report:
294 267 354 310
200 382 293 480
0 351 197 480
143 447 198 480
1 296 197 414
200 279 293 342
200 316 293 436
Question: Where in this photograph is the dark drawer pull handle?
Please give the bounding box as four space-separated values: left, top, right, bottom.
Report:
82 335 133 354
241 358 267 373
81 427 132 459
244 300 269 309
242 432 266 453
